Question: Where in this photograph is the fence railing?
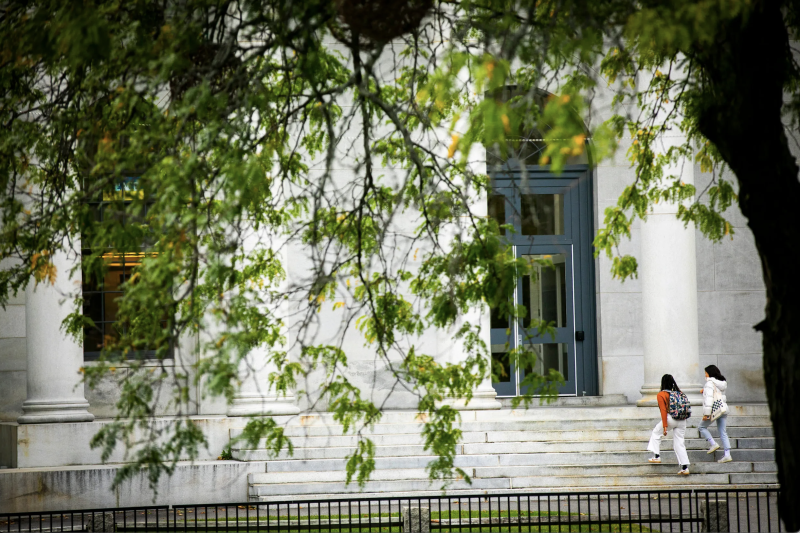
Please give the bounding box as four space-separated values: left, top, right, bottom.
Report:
0 488 785 532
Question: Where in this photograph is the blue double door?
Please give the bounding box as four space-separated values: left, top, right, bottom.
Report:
489 167 597 397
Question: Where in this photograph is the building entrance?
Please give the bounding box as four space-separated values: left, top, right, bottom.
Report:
489 167 597 397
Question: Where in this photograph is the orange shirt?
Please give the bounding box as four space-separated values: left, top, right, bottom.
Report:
657 391 670 428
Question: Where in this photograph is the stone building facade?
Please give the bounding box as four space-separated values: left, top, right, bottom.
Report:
0 58 772 509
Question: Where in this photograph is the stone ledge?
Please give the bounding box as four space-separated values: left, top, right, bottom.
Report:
0 460 266 514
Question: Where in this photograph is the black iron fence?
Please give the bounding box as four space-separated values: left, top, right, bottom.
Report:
0 488 785 532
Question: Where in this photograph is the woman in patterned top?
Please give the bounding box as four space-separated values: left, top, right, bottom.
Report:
646 374 691 475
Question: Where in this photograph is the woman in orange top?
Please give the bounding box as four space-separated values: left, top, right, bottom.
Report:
646 374 691 475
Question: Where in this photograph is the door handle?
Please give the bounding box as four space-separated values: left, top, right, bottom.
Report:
575 330 585 341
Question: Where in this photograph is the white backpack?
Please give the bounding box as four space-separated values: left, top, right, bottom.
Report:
709 381 728 421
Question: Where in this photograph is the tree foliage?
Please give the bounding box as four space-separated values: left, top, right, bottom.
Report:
2 0 799 526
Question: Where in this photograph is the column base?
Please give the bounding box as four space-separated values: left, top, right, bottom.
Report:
17 399 94 424
444 385 502 410
227 393 300 416
637 383 703 407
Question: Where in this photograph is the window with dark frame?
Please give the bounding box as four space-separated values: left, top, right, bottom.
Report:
81 175 169 361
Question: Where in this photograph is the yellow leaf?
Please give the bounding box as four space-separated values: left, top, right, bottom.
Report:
447 134 460 159
560 95 571 104
486 61 494 80
333 301 345 311
501 114 510 134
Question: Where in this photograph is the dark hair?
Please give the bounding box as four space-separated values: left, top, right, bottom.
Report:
660 374 681 393
705 365 726 381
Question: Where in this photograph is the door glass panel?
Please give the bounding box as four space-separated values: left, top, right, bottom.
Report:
490 307 509 329
523 343 569 381
520 254 568 329
491 344 513 385
487 195 506 235
521 194 564 235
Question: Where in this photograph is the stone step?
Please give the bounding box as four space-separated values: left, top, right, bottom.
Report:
230 413 772 440
461 438 773 455
241 405 775 500
472 462 760 478
498 394 630 408
248 472 761 498
240 405 769 429
714 404 772 416
250 461 764 486
249 478 511 497
249 483 779 503
511 472 778 489
257 423 772 439
496 450 776 465
261 453 776 473
233 438 775 461
539 403 769 416
233 427 773 450
234 444 432 461
471 406 769 421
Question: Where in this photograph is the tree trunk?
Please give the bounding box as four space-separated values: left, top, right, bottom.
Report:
693 2 800 530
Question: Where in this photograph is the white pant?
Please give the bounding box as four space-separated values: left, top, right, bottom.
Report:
647 415 690 465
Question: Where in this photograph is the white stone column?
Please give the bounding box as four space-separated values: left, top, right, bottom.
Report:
227 232 300 417
227 346 301 416
637 149 703 406
444 141 501 410
470 305 504 409
18 248 94 423
440 307 502 410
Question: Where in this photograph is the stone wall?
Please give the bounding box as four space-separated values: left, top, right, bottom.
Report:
0 460 265 513
694 166 767 402
0 279 25 422
593 146 767 404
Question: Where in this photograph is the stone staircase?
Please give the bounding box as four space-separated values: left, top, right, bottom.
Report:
229 403 776 502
